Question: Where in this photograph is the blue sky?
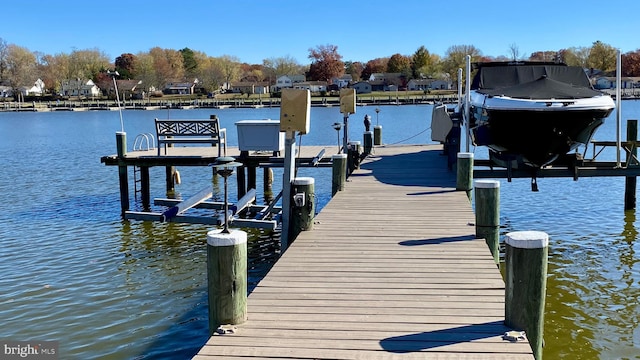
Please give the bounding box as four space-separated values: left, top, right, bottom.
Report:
3 0 638 65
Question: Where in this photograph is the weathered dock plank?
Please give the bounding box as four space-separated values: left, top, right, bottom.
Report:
193 144 534 359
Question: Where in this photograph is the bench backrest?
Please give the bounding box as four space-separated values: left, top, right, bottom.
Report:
155 119 221 138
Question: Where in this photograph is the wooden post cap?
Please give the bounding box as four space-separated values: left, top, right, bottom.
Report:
457 152 474 159
207 229 247 247
474 179 500 189
374 125 382 129
293 177 315 185
505 231 549 249
332 154 348 159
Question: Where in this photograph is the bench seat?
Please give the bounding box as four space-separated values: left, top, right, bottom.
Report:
155 118 227 157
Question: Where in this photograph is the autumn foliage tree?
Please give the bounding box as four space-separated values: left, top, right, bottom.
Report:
307 44 344 82
622 50 640 76
115 53 136 79
361 57 388 81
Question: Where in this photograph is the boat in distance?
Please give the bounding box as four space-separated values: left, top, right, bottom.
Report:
463 61 615 168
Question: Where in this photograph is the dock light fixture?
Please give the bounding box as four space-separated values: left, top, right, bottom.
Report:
375 107 380 126
332 122 342 153
210 156 242 234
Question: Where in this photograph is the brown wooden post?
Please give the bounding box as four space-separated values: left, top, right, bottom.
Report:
247 165 257 192
140 166 150 211
165 166 176 195
625 119 638 210
116 131 129 217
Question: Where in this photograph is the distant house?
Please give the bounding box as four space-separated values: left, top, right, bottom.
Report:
230 81 270 94
102 79 143 99
407 78 452 91
21 78 46 96
594 76 640 90
368 72 402 82
332 74 352 88
61 79 101 97
352 81 372 94
0 85 12 97
274 75 306 91
163 81 195 95
293 81 327 93
369 80 385 92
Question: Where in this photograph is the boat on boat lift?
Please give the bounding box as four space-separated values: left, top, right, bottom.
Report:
461 61 615 168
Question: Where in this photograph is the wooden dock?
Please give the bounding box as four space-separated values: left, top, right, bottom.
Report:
193 144 534 359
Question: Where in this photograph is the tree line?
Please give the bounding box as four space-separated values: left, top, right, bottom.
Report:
0 37 635 98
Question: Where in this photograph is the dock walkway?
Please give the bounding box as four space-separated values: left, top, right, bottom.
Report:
194 144 534 359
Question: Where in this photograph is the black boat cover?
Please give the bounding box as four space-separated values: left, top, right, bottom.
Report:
472 62 602 99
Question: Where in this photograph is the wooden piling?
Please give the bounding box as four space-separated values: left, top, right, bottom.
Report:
456 152 474 200
247 166 257 193
474 180 500 264
625 119 638 210
332 154 347 196
206 229 247 334
263 167 273 193
116 131 129 217
165 166 176 194
363 131 373 155
348 140 361 173
374 125 382 145
236 166 246 199
504 231 548 360
289 177 315 243
140 166 150 210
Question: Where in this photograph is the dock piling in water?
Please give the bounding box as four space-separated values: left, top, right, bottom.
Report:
206 229 248 334
363 131 373 155
456 152 474 200
504 230 548 360
373 124 382 145
625 119 638 210
474 179 500 263
116 131 129 217
331 154 347 196
289 177 315 243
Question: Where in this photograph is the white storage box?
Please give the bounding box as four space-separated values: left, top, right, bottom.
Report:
235 119 285 152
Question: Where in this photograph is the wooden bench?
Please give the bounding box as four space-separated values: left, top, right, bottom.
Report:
155 116 227 157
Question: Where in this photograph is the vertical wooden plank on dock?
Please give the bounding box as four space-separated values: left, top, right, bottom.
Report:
625 119 638 210
116 131 129 217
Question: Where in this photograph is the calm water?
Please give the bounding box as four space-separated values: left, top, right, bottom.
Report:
0 103 639 359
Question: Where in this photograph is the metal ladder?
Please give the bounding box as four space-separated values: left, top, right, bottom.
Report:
133 133 156 199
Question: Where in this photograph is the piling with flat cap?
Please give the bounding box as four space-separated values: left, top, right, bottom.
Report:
474 180 500 263
116 131 129 217
289 177 315 242
363 131 373 155
504 230 548 360
456 152 474 200
206 229 247 334
347 140 361 173
332 154 347 196
374 125 382 145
